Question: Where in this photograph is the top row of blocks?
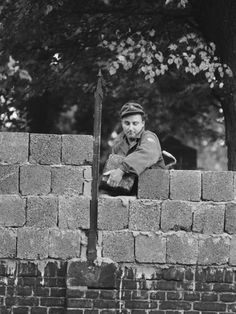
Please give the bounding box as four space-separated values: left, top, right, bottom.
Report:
0 132 93 165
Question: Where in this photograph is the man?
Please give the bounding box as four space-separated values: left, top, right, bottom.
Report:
105 102 165 189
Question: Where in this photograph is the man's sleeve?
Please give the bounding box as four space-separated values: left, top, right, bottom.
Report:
120 132 162 176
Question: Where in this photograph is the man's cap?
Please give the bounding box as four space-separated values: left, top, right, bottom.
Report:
119 102 145 118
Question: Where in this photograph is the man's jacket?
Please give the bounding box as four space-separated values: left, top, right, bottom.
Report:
112 129 165 176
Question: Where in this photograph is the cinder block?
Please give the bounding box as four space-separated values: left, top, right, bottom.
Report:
167 232 198 265
83 166 92 196
20 165 51 195
193 203 225 234
62 135 93 165
0 195 25 227
98 197 129 230
30 133 61 165
161 200 193 232
0 165 19 194
0 132 29 164
26 196 58 228
138 169 169 199
170 170 201 201
51 166 84 196
198 235 230 265
59 196 90 229
17 228 49 259
101 231 134 262
230 235 236 265
0 228 16 257
129 199 161 231
225 203 236 234
49 229 82 259
135 233 166 263
202 171 234 201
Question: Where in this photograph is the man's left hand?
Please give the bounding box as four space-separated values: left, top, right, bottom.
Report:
104 168 124 187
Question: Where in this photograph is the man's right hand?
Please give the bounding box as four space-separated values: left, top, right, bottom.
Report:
104 168 124 187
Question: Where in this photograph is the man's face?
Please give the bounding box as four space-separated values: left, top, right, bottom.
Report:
121 114 145 139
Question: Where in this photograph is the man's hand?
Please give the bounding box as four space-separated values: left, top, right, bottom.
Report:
104 168 124 187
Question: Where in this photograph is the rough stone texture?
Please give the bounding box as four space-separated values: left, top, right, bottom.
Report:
59 196 90 229
166 232 198 265
135 233 166 263
17 228 49 259
129 199 161 231
83 166 92 196
101 231 134 262
138 169 169 199
26 196 58 228
62 135 93 165
0 165 19 194
0 228 16 257
49 229 81 259
198 235 230 265
202 171 234 201
193 203 225 234
0 132 29 164
98 197 129 230
30 133 61 165
170 170 201 201
230 235 236 265
225 202 236 234
51 166 84 196
20 165 51 195
161 200 193 232
0 195 25 227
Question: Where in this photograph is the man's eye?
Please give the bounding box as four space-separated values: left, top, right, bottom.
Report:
133 122 138 126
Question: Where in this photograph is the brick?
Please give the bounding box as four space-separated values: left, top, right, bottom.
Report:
98 197 129 230
167 292 183 300
12 307 30 314
166 232 198 264
161 200 193 232
184 292 200 301
67 310 83 314
20 165 51 195
0 195 25 226
0 228 16 257
0 132 29 164
129 199 161 231
201 292 218 301
0 164 19 194
150 292 165 300
135 233 166 263
102 231 134 262
198 235 230 265
31 308 47 314
132 290 148 299
219 293 236 302
40 297 65 307
49 229 81 258
202 171 234 201
195 267 224 283
225 202 236 234
17 228 49 259
193 302 226 311
30 134 61 164
125 300 157 309
170 170 201 201
67 298 93 308
229 235 236 265
162 267 185 281
62 134 93 165
26 196 57 228
138 169 169 199
159 301 191 310
51 166 84 196
48 309 65 314
193 203 225 234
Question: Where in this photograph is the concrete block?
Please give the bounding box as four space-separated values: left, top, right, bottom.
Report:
0 228 16 257
20 165 51 195
83 166 92 196
202 171 234 201
49 229 82 259
229 235 236 265
30 133 61 164
101 231 134 262
0 132 29 164
0 195 25 227
0 165 19 194
198 235 230 265
193 203 225 234
26 196 58 228
51 166 84 196
138 169 169 199
129 199 161 231
62 135 93 165
17 228 49 259
98 197 129 230
170 170 201 201
161 200 193 232
59 196 90 229
167 232 198 265
225 203 236 234
135 233 166 263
